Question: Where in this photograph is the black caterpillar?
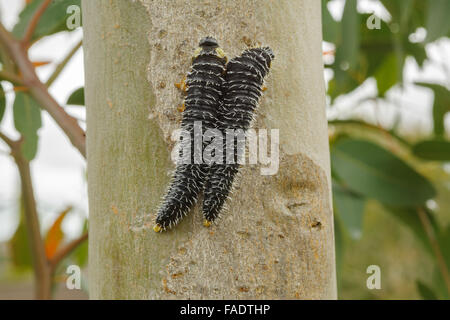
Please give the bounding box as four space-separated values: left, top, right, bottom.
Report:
202 47 275 225
153 37 227 232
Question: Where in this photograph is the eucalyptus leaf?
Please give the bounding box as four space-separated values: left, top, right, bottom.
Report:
334 0 359 70
374 53 398 96
13 92 42 160
334 216 345 288
416 280 439 300
412 140 450 161
415 82 450 137
425 0 450 43
9 200 33 271
331 138 436 206
333 183 366 240
12 0 81 41
66 87 85 106
321 0 339 43
0 83 5 124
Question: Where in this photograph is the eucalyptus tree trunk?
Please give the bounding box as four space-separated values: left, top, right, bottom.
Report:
82 0 336 299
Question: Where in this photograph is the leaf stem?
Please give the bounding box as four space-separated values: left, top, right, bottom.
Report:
0 131 52 299
46 40 82 88
0 70 24 86
22 0 52 46
49 232 88 271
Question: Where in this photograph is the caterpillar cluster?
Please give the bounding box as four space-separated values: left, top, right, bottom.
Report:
153 37 274 232
154 37 227 231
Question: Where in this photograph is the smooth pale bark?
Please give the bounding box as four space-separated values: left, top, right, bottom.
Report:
83 0 336 299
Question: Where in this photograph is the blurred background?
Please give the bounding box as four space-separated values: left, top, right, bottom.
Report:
0 0 449 299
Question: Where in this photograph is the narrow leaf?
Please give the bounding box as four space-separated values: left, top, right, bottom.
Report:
415 82 450 137
66 87 84 106
0 83 5 124
12 0 82 41
425 0 450 43
331 138 436 206
9 199 33 271
374 53 398 96
416 280 439 300
45 207 71 259
335 0 359 70
333 183 366 240
412 140 450 161
13 92 42 160
321 0 339 43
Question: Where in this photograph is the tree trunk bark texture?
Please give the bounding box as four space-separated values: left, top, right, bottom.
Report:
83 0 336 299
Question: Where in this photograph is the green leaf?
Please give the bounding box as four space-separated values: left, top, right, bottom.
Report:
431 226 450 299
374 53 398 96
73 220 88 267
9 200 33 271
412 140 450 161
425 0 450 43
437 226 450 271
405 41 427 67
0 83 5 124
331 138 436 206
333 183 366 239
334 0 359 70
333 216 345 289
321 0 339 43
13 92 42 160
415 82 450 136
66 87 84 106
12 0 81 41
416 280 439 300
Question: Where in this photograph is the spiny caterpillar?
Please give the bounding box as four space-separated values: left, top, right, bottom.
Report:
202 47 275 225
153 37 227 232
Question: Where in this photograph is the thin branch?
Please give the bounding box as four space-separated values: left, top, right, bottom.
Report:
0 70 24 86
0 21 86 157
22 0 52 45
0 131 16 148
0 41 15 72
417 207 450 296
10 138 52 300
49 232 88 270
46 40 82 87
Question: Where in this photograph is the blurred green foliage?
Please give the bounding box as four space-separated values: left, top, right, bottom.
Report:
323 0 450 299
0 0 87 297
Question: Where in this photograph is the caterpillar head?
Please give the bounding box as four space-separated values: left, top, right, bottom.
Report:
193 36 227 62
261 46 275 62
242 46 275 70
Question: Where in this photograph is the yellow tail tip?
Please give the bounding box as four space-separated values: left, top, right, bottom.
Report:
215 47 227 60
203 220 212 228
153 224 162 233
